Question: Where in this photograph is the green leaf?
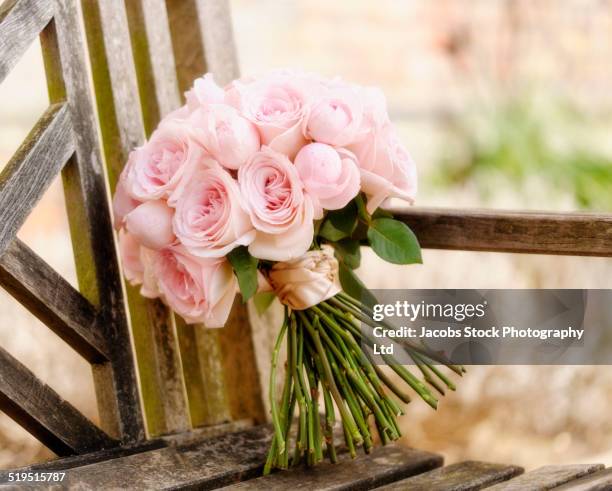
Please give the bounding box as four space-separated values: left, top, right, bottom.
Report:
227 246 259 301
372 207 393 219
354 193 371 223
253 291 276 316
338 263 377 308
367 218 422 265
333 238 361 269
318 201 358 241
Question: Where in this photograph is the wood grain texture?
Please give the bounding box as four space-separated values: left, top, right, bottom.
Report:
0 0 54 83
0 103 74 257
166 0 266 425
80 0 146 189
218 299 266 423
552 467 612 491
124 0 181 135
166 0 206 94
40 0 145 442
0 346 117 456
375 460 524 491
167 0 238 90
80 0 190 436
224 446 443 490
394 207 612 257
488 464 605 490
194 0 239 84
176 319 231 427
0 239 108 363
18 425 272 490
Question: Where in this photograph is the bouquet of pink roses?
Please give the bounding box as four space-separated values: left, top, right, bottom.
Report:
113 69 462 472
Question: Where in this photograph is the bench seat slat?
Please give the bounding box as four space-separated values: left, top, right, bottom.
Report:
487 463 605 490
552 467 612 491
0 238 108 362
0 0 54 83
0 103 74 257
222 445 442 491
0 347 117 456
14 425 272 490
395 207 612 257
374 460 523 491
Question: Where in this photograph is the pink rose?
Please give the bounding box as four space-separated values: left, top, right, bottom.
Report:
294 143 360 218
227 72 309 158
121 119 205 202
349 125 417 213
238 147 314 261
112 179 140 230
387 130 418 203
125 200 175 250
152 246 237 327
189 105 260 170
185 73 225 112
173 158 255 258
305 86 363 147
118 231 160 298
118 230 145 285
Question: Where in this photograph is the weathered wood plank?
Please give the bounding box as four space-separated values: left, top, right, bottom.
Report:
394 207 612 257
0 239 108 363
166 0 206 95
40 0 145 442
0 103 74 257
552 467 612 490
488 464 605 490
167 0 239 90
80 0 146 189
223 446 443 490
176 319 231 427
124 0 181 135
0 346 117 456
218 299 266 422
2 440 164 475
16 425 273 490
375 460 523 491
194 0 240 84
0 0 54 83
166 1 266 425
2 420 252 476
80 0 191 436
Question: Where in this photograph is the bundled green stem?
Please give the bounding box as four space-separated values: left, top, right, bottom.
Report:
264 294 464 474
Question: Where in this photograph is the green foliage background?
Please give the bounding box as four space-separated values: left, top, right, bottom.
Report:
431 96 612 211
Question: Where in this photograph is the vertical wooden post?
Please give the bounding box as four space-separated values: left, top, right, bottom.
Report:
79 0 191 437
39 0 146 442
166 0 266 424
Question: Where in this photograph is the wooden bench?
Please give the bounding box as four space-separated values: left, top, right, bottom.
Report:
0 0 611 489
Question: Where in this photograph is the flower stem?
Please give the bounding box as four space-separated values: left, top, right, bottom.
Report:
269 307 288 457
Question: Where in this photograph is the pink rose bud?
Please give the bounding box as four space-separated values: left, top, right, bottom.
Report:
294 143 360 218
185 73 225 112
125 200 175 250
189 105 260 170
305 87 363 147
112 179 140 230
118 229 145 285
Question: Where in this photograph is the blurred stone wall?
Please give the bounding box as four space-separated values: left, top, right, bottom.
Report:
0 0 611 470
